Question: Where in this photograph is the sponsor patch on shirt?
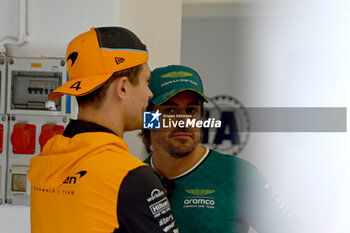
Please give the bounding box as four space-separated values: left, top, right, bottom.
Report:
147 189 179 232
183 189 216 209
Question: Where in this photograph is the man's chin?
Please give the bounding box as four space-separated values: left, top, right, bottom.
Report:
168 145 195 158
169 152 191 159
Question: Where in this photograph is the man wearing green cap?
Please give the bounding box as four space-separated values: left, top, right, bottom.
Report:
141 65 303 233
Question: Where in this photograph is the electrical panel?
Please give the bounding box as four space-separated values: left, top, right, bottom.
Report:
1 57 70 206
8 165 30 205
6 58 67 115
6 114 68 206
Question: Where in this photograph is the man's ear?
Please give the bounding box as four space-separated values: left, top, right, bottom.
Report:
113 76 129 99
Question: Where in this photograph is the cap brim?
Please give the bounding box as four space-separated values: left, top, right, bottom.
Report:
150 88 209 105
48 73 112 101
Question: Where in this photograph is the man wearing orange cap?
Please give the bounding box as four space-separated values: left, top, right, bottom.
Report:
28 27 178 233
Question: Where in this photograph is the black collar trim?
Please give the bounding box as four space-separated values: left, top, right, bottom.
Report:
63 119 118 138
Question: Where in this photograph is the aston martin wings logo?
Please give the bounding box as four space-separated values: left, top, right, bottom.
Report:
67 52 79 66
161 71 193 78
185 189 215 196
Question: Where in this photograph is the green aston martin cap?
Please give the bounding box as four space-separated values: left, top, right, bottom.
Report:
149 65 209 104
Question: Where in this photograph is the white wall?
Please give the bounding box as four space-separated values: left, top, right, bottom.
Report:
120 0 182 158
182 1 350 232
0 0 182 232
0 0 182 159
1 0 120 57
120 0 182 69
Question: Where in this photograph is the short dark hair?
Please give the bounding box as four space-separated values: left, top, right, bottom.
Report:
76 65 142 108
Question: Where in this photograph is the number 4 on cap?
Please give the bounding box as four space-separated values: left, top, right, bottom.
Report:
70 81 82 91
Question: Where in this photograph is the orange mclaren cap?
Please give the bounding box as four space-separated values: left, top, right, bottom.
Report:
48 27 148 101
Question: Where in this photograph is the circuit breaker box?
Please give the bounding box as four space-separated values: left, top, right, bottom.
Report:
5 58 70 206
6 57 67 115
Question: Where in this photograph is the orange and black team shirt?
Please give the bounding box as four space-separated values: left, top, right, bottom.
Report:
28 120 179 233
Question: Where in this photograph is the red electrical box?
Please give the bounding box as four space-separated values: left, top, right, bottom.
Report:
11 123 36 154
39 124 64 151
0 124 3 153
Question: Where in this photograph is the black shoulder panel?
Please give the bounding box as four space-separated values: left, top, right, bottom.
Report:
117 165 178 233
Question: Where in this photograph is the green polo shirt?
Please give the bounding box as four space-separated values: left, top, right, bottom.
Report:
145 149 301 233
